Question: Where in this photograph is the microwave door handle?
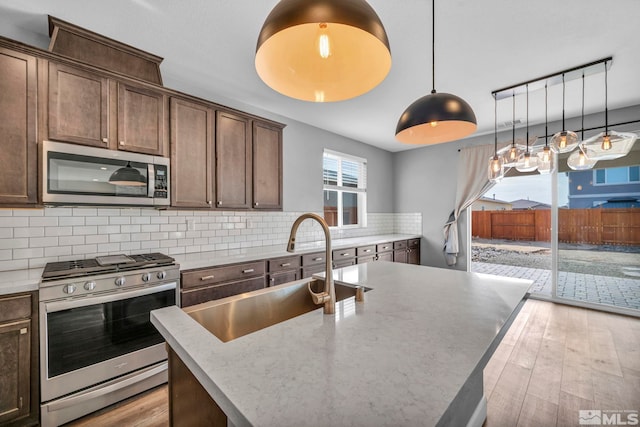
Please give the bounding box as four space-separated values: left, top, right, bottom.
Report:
148 164 155 198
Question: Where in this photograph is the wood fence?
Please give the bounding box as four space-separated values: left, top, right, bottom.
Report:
472 208 640 245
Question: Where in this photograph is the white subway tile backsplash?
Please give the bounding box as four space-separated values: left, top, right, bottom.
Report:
0 209 421 272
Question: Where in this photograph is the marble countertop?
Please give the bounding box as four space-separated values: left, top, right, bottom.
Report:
173 233 420 271
151 262 531 427
0 268 43 296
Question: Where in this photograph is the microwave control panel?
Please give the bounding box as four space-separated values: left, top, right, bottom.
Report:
154 165 168 198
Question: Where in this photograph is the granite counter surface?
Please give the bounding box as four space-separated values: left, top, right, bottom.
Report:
151 262 531 427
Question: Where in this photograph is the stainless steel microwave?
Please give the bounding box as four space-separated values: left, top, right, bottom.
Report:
41 140 170 207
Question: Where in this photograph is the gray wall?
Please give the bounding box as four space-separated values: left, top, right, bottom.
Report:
393 104 640 271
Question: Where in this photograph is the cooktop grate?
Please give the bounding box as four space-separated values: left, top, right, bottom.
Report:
42 253 175 281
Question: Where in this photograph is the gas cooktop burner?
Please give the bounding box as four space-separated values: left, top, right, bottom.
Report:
42 253 175 281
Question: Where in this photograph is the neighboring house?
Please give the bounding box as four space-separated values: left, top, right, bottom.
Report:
568 165 640 208
471 196 512 211
510 198 551 210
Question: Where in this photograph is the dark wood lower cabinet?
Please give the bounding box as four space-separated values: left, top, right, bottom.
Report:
168 346 226 427
0 292 38 427
376 252 393 262
181 277 265 308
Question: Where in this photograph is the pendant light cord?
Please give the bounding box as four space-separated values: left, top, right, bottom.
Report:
431 0 436 94
494 94 498 154
525 84 529 154
561 74 566 130
604 60 608 135
511 93 515 147
545 83 548 147
581 71 585 140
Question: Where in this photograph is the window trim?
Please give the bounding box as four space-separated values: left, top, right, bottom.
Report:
323 149 367 229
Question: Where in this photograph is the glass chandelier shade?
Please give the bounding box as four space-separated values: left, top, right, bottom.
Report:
488 155 504 182
550 130 579 153
580 130 637 161
502 145 521 167
536 146 555 175
255 0 391 102
515 151 539 172
567 145 597 170
395 0 476 144
488 94 504 182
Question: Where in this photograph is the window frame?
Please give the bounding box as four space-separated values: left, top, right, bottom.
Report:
322 149 367 229
593 165 640 186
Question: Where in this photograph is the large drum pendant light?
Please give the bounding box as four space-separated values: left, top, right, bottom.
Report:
395 0 476 144
255 0 391 102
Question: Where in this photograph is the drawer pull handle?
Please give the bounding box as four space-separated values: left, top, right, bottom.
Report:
363 249 372 253
242 269 255 274
200 275 215 281
313 257 323 262
383 246 389 249
20 328 28 335
341 253 350 256
280 263 291 267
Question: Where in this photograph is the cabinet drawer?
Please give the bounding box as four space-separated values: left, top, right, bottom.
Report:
0 294 31 323
408 238 420 249
267 255 301 273
333 259 356 269
376 243 393 253
376 252 393 262
356 245 375 256
182 261 265 289
332 247 356 260
268 270 301 287
302 252 326 266
302 264 325 278
357 255 376 264
181 277 266 307
393 240 407 250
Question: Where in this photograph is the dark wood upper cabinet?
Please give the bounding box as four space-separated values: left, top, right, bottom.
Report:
0 48 37 205
170 97 213 208
48 62 109 148
117 82 165 155
48 62 166 156
252 121 283 210
215 110 252 209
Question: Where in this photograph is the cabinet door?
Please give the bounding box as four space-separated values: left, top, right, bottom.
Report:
215 111 251 209
0 319 30 424
376 252 393 262
0 48 37 205
252 121 282 210
394 249 408 263
268 270 300 287
408 249 420 265
48 62 109 148
170 98 213 208
117 82 165 155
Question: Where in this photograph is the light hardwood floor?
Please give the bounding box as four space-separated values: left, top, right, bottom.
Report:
65 300 640 427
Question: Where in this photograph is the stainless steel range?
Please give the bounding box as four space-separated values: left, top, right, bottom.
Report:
39 253 179 427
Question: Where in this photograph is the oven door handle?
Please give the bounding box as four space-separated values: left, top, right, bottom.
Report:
45 282 177 313
44 362 167 412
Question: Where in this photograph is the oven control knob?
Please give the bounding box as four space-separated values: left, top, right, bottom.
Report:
157 271 167 280
63 284 76 294
84 281 96 291
142 273 152 282
115 277 126 287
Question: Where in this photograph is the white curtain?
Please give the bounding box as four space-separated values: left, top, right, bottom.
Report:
443 144 497 266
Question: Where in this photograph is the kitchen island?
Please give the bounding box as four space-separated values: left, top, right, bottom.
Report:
151 261 531 427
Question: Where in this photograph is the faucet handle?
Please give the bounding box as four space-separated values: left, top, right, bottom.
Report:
307 282 331 305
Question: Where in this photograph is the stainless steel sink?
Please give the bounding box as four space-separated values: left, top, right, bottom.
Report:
184 279 368 342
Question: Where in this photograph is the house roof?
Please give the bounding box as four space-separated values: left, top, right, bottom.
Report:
510 199 551 210
477 196 510 204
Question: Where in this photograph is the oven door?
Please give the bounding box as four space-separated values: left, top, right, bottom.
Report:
40 282 176 402
41 140 162 206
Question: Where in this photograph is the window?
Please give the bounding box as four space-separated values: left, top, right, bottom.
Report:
323 150 367 227
594 166 640 185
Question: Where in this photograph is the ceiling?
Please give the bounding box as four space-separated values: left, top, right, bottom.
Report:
1 0 639 152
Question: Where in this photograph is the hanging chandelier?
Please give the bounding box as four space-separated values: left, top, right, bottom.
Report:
488 56 637 180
